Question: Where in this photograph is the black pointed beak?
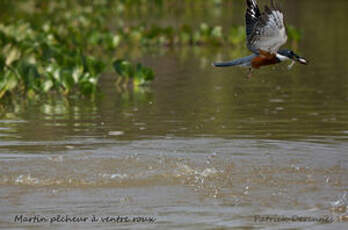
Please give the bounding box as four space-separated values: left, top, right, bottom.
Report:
293 54 308 65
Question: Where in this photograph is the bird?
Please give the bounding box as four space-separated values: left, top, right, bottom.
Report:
213 0 308 77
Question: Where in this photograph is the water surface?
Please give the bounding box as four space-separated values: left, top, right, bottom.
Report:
1 0 348 229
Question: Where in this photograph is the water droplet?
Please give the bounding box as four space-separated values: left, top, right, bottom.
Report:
108 131 124 136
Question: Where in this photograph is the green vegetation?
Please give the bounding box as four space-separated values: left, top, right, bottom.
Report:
113 60 154 87
0 0 302 101
0 22 105 99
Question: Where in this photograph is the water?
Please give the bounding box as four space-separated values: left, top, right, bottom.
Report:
1 0 348 229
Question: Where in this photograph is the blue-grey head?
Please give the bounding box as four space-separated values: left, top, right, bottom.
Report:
277 49 308 65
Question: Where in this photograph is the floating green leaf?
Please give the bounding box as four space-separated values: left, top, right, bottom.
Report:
113 59 155 87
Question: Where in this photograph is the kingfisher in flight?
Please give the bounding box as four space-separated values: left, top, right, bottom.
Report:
213 0 308 76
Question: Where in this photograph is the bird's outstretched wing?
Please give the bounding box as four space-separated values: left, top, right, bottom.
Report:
246 0 288 54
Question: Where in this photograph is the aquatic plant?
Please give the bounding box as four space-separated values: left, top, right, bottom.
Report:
113 59 154 87
0 22 105 99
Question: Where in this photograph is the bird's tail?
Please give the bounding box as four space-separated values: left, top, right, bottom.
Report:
212 54 257 68
212 61 241 67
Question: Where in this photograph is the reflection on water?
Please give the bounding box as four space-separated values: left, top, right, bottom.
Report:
1 0 348 229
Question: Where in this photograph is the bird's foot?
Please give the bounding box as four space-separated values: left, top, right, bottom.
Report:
288 61 295 70
247 68 253 79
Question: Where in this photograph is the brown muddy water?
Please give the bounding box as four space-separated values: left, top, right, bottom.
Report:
1 0 348 229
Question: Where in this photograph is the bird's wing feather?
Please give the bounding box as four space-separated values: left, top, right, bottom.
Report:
247 0 288 54
245 0 261 38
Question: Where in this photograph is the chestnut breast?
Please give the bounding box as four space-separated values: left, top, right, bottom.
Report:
251 51 280 69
